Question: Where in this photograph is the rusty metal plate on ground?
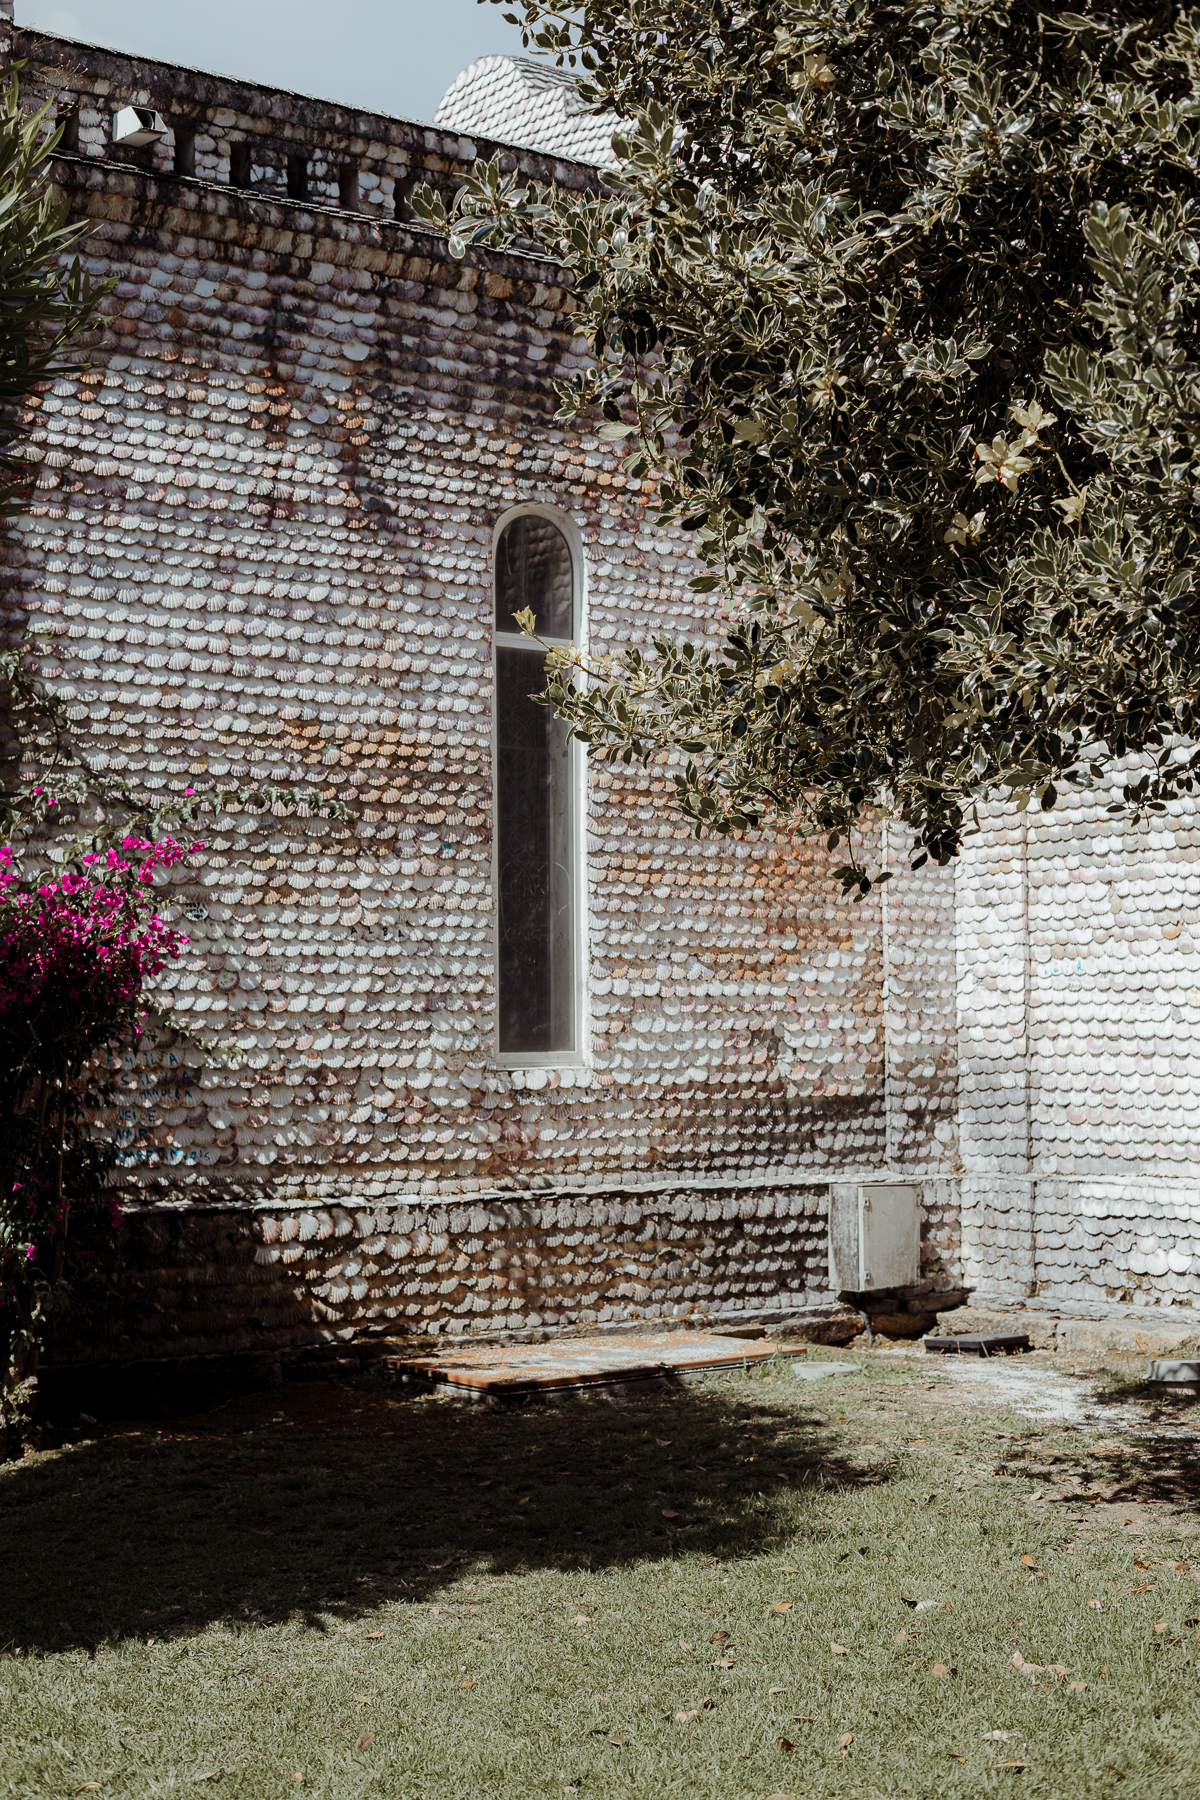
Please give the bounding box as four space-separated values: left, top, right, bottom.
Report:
392 1332 809 1393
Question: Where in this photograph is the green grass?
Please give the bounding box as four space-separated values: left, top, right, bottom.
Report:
2 1350 1199 1799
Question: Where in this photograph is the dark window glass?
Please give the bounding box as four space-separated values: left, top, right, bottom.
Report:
494 515 576 1056
495 514 574 639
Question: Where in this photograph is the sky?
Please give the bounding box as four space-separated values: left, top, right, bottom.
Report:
19 0 534 124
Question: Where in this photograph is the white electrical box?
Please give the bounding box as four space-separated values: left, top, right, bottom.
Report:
112 105 167 148
828 1183 920 1293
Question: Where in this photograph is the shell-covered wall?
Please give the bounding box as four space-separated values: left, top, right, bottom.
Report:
3 29 965 1357
957 784 1200 1321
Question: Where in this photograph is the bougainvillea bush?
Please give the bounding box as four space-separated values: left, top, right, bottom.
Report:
0 833 196 1449
0 649 351 1455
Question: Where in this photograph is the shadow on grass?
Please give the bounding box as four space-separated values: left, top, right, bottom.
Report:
0 1366 867 1657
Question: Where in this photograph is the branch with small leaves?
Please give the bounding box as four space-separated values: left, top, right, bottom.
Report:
424 0 1200 879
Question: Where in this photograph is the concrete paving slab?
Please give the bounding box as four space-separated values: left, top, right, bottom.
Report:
394 1331 807 1395
793 1361 861 1381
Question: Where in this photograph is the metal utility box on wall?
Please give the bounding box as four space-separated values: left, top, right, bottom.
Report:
829 1183 921 1293
112 105 167 147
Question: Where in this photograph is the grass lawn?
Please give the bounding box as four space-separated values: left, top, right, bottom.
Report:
1 1346 1198 1799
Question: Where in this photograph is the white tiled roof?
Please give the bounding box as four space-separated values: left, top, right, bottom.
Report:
434 55 617 166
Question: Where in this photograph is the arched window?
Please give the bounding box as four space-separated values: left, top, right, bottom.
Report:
493 511 580 1058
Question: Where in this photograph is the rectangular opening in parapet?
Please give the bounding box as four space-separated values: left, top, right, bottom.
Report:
56 104 80 154
394 171 416 221
287 152 309 201
230 141 252 188
173 128 196 177
338 166 360 210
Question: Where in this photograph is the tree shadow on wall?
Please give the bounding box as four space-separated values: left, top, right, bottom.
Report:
0 1370 875 1656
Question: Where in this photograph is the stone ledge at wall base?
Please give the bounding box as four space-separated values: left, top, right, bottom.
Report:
47 1171 964 1369
936 1304 1199 1358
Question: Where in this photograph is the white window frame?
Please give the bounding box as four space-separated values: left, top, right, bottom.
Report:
491 502 589 1069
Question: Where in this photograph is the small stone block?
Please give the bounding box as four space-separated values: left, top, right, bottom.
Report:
922 1332 1031 1356
1147 1358 1200 1385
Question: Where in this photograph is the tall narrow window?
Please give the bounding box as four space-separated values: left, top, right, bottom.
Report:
494 513 578 1058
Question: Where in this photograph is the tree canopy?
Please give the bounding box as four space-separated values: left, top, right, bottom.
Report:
418 0 1200 891
0 72 107 516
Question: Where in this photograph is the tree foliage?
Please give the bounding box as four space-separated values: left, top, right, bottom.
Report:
0 70 107 515
419 0 1200 890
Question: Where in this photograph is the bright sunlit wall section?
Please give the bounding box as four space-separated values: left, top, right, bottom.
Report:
492 505 587 1064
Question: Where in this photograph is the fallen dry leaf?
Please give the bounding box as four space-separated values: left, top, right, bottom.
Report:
364 1631 384 1640
711 1629 731 1643
461 1679 476 1689
769 1684 786 1694
767 1602 792 1613
1069 1681 1087 1692
932 1663 951 1678
1175 1563 1190 1573
354 1733 374 1753
1021 1555 1037 1568
778 1737 796 1752
830 1643 848 1655
661 1509 681 1520
1088 1598 1103 1609
190 1776 219 1785
573 1615 593 1626
994 1760 1027 1771
839 1733 853 1746
1105 1767 1126 1780
1011 1652 1042 1675
1154 1622 1169 1633
713 1656 737 1668
73 1788 100 1795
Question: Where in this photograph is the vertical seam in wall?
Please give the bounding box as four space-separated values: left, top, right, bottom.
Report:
882 814 894 1171
1022 810 1033 1171
1022 810 1037 1292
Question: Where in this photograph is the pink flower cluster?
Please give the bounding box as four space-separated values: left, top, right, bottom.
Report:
0 836 195 1040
